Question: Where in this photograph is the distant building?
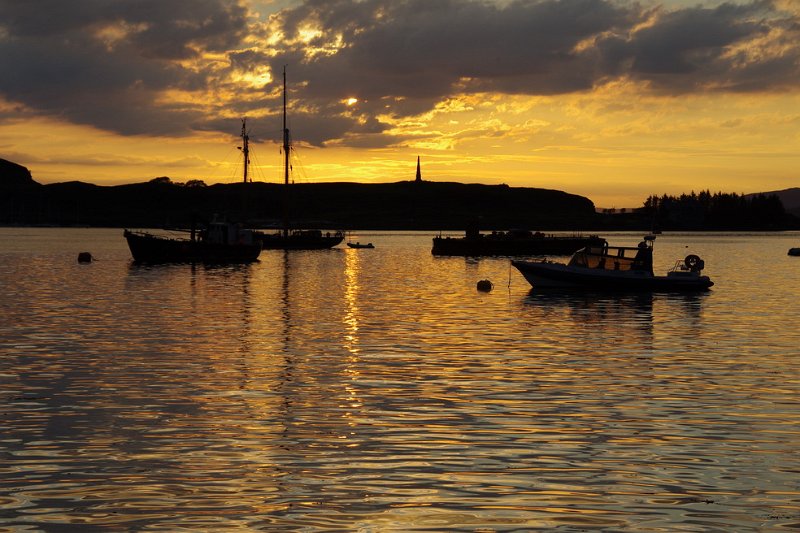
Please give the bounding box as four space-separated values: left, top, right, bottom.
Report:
415 156 422 183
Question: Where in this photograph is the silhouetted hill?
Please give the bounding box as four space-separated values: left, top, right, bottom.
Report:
0 158 40 189
0 173 601 229
4 160 797 230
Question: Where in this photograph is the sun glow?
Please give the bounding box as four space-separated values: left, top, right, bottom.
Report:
232 66 273 88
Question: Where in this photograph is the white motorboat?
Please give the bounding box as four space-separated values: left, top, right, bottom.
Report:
512 235 713 291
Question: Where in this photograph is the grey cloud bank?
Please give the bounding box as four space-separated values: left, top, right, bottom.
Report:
0 0 797 146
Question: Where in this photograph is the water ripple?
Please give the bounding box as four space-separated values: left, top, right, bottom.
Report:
1 230 800 530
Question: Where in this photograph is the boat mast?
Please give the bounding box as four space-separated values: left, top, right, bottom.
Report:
282 65 290 239
240 118 250 183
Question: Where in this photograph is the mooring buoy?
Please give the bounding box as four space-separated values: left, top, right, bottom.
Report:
77 252 93 263
477 279 493 292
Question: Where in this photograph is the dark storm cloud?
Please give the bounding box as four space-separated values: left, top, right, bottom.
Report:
0 0 247 57
260 0 635 144
615 1 800 92
263 0 798 144
283 0 798 95
0 0 798 146
628 4 765 75
0 0 249 135
271 0 633 100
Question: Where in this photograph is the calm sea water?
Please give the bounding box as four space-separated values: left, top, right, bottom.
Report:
1 228 800 532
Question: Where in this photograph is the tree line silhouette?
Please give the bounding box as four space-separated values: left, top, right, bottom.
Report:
643 191 791 230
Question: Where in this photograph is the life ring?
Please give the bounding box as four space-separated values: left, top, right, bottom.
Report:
684 254 703 271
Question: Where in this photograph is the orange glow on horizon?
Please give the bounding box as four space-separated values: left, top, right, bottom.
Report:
1 86 798 209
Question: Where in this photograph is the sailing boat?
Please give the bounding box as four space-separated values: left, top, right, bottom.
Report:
253 67 344 250
122 117 263 264
123 215 261 264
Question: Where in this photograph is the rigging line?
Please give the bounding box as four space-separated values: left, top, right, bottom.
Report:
248 148 270 183
291 145 311 184
288 131 315 184
206 143 240 184
243 125 273 184
230 158 242 183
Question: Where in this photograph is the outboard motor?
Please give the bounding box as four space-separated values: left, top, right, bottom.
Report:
684 254 705 272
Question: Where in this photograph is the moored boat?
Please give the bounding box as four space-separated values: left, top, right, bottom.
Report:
258 229 344 250
512 235 713 291
124 217 261 264
347 241 374 249
789 248 800 256
433 227 606 256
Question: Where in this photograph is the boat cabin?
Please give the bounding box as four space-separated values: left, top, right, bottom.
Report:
205 216 255 245
568 236 654 274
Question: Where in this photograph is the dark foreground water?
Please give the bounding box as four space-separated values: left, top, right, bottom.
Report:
1 228 800 531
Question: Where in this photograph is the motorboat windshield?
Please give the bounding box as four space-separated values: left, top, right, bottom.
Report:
567 236 654 275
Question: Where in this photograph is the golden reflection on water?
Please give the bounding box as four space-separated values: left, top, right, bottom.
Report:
343 247 361 356
342 249 364 431
2 230 800 530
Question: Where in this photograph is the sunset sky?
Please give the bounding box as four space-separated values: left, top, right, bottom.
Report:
0 0 798 208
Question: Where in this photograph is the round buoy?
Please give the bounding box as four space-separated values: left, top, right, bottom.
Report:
77 252 93 263
477 279 493 292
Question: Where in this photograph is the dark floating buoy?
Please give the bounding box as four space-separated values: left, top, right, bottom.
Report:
477 279 493 292
77 252 93 263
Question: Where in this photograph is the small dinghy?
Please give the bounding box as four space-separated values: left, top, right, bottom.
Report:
347 242 374 249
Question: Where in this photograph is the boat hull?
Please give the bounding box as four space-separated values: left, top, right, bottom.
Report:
432 235 605 256
124 230 261 264
512 260 713 291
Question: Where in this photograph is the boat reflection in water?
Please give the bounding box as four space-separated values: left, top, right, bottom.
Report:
513 235 713 291
521 289 705 336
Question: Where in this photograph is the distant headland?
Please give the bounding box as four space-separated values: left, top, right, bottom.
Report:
1 158 797 230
